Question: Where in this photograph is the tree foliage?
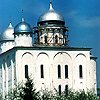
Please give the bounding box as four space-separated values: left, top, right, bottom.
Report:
2 77 100 100
22 77 40 100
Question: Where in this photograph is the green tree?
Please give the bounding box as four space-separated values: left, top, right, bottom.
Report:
22 77 40 100
41 89 55 100
2 78 100 100
5 83 24 100
4 77 40 100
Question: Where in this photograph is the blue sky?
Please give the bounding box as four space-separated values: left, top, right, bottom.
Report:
0 0 100 87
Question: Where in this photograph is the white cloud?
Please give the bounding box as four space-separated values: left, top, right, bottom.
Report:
77 16 100 28
66 10 79 19
66 10 100 28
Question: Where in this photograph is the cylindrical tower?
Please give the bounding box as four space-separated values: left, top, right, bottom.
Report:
0 22 14 54
34 1 68 46
14 18 33 47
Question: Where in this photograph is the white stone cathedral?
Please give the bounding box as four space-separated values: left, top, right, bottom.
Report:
0 1 97 97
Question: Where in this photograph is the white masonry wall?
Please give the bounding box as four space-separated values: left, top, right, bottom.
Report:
0 51 15 98
0 41 14 54
0 48 96 97
14 34 32 47
15 49 96 92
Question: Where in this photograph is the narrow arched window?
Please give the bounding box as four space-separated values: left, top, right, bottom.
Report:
40 64 44 78
65 65 68 78
65 85 68 95
79 65 83 78
55 35 58 43
58 85 61 95
25 65 28 78
58 65 61 78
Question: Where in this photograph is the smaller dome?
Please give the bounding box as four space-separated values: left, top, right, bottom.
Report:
14 18 32 33
0 22 14 41
38 2 65 23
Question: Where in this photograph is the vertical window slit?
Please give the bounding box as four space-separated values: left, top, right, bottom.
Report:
58 85 61 95
58 65 61 78
65 65 68 78
79 65 83 78
40 64 44 78
25 65 28 78
65 85 68 95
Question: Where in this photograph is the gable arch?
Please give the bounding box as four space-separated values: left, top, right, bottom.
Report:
36 52 50 87
75 53 87 90
21 52 35 79
37 52 49 59
53 52 72 60
21 52 34 66
76 53 86 58
53 52 73 85
75 53 87 65
22 52 34 58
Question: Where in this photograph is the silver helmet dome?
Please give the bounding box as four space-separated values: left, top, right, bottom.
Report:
38 1 65 23
0 22 14 41
14 18 32 33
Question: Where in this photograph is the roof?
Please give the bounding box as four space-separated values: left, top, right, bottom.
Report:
14 18 32 33
38 1 65 23
0 22 14 41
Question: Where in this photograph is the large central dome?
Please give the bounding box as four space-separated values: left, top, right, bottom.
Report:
38 2 65 23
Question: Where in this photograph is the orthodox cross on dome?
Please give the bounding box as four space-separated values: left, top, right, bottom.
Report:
8 16 13 28
22 9 24 16
9 15 13 27
9 15 11 23
50 0 52 4
21 9 25 22
49 0 54 10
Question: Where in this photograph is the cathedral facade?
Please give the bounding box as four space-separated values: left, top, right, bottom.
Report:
0 1 97 97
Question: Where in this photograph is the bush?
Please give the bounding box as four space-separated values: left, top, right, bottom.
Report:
2 77 100 100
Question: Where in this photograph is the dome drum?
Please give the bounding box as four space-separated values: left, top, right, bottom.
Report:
14 32 32 38
38 20 65 27
37 20 67 33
